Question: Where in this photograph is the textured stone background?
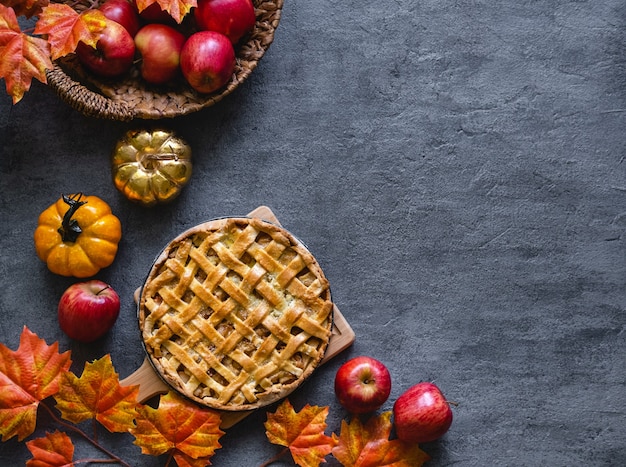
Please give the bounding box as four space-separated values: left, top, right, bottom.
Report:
1 0 625 465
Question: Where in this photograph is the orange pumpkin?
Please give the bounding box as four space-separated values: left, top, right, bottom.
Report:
34 193 122 278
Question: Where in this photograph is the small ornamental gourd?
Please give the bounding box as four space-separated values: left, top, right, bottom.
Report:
111 129 193 207
34 193 122 278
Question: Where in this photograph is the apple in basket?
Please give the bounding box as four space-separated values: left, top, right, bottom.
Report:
194 0 256 44
134 24 187 85
180 31 235 93
99 0 141 37
75 19 136 78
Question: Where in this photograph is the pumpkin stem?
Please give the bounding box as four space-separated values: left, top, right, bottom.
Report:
140 152 179 171
58 193 88 243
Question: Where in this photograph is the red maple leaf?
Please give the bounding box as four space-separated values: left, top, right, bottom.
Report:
0 326 71 441
25 430 75 467
332 411 431 467
0 4 53 103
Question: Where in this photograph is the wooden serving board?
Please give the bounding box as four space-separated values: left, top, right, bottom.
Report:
121 205 356 429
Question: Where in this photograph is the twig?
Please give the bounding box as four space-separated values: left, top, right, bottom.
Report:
39 401 131 467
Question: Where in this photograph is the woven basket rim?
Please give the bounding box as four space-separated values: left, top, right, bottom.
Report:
45 0 284 121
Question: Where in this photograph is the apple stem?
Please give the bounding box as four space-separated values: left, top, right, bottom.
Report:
96 285 112 295
447 400 459 407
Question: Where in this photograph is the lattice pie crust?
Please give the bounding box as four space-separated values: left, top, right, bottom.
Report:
138 217 333 411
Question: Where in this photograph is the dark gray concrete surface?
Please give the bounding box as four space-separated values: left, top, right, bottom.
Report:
1 0 625 465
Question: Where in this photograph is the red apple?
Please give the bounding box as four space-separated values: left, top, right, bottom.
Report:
334 356 392 414
180 31 235 93
194 0 256 44
99 0 141 37
58 280 121 343
134 23 186 85
75 19 135 78
393 382 453 443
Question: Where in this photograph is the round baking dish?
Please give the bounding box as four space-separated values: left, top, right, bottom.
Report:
136 216 334 411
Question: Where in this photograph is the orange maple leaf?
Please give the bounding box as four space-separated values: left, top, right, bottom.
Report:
332 411 430 467
134 0 197 24
54 354 139 433
0 4 53 104
264 399 337 467
131 391 224 465
34 3 107 60
25 430 74 467
0 326 72 441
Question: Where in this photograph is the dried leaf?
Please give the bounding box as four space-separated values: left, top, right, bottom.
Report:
134 0 196 24
54 355 139 433
34 4 107 59
332 412 430 467
1 0 50 18
0 4 52 103
265 399 337 467
0 326 71 441
25 431 74 467
131 391 223 464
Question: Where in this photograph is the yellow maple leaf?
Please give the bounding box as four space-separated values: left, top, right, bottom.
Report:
265 399 337 467
0 326 71 441
131 391 224 464
54 354 139 433
134 0 197 24
332 411 431 467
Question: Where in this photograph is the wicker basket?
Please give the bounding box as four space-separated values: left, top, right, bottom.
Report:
45 0 283 121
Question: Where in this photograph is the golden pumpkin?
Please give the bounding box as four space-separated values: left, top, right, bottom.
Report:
112 129 193 207
34 193 122 278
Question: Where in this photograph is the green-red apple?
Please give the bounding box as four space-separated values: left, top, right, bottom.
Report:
134 23 186 85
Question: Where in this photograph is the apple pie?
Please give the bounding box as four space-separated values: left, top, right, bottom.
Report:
138 217 333 411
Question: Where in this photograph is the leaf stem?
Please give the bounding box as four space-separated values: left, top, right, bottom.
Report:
40 401 131 467
73 458 122 465
259 447 290 467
